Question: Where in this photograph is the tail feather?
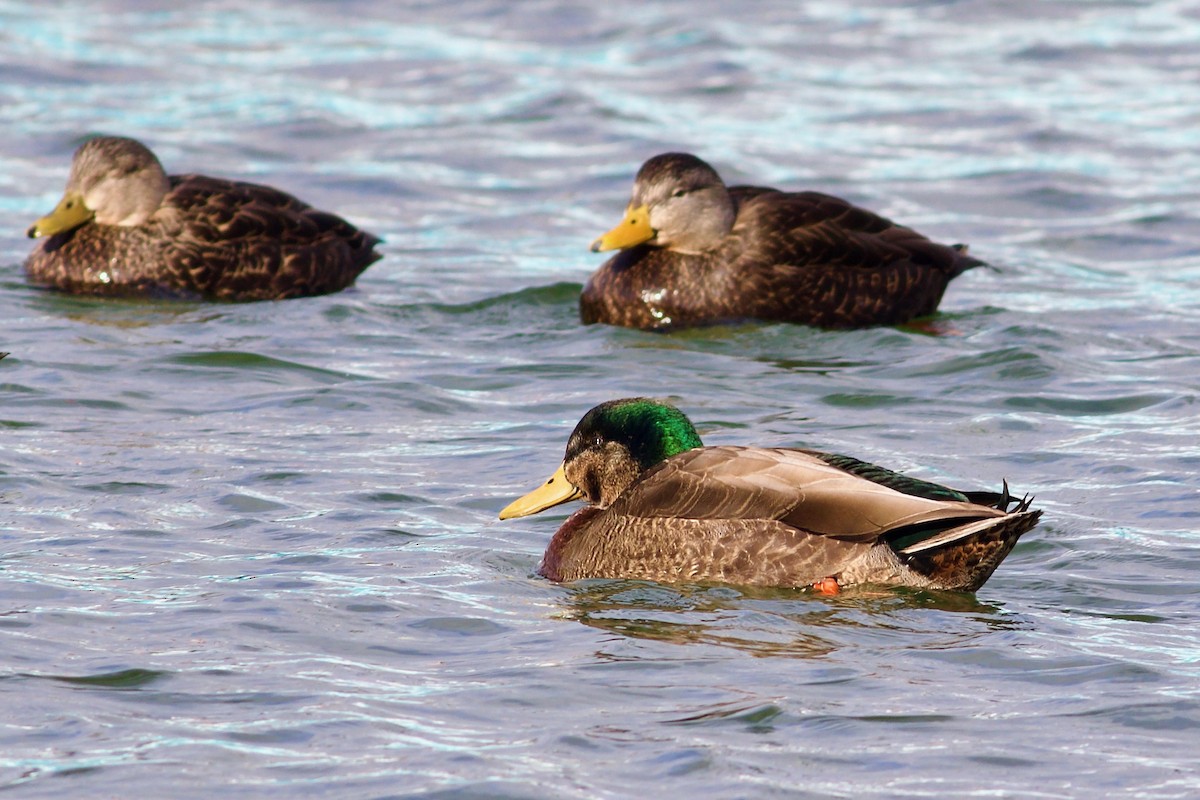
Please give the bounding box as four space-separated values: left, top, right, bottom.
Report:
949 243 988 277
899 509 1042 591
961 481 1036 514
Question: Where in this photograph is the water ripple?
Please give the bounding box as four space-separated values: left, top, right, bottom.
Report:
4 0 1200 797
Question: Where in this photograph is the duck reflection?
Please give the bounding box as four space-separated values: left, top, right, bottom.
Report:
555 579 1019 658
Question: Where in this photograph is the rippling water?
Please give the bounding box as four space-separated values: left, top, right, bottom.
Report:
3 1 1200 797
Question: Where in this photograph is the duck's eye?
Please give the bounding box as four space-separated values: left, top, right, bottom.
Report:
65 200 74 208
671 189 686 198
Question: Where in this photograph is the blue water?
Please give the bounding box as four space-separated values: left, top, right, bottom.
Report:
3 1 1200 797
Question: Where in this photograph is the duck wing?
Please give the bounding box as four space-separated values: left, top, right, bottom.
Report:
161 175 381 300
611 445 1005 545
729 188 983 280
798 450 970 502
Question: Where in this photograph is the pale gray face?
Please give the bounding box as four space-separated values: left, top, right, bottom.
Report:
630 153 736 254
68 137 171 226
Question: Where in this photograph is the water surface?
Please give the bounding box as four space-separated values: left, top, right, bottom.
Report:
3 1 1200 797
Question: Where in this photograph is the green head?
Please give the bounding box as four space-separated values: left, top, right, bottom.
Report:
566 398 703 471
499 398 704 520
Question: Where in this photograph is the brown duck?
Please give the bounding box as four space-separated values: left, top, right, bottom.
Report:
25 136 381 301
582 153 982 330
500 398 1040 592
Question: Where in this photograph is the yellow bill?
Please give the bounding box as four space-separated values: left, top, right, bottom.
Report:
28 191 94 238
590 203 653 252
499 462 584 519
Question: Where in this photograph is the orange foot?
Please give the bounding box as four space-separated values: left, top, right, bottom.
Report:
812 576 840 595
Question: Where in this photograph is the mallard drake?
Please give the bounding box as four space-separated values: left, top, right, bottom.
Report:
500 398 1040 592
582 153 982 330
25 136 381 301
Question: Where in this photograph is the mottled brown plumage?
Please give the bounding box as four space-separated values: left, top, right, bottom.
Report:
582 153 982 330
501 399 1041 592
25 137 381 301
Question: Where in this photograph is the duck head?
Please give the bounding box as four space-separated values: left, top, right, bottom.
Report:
499 398 704 519
28 136 171 238
590 153 736 256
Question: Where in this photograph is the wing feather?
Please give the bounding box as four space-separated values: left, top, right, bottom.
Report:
611 446 1003 543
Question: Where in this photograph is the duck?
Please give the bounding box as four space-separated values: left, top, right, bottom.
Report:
500 398 1041 592
581 153 983 331
25 136 381 301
